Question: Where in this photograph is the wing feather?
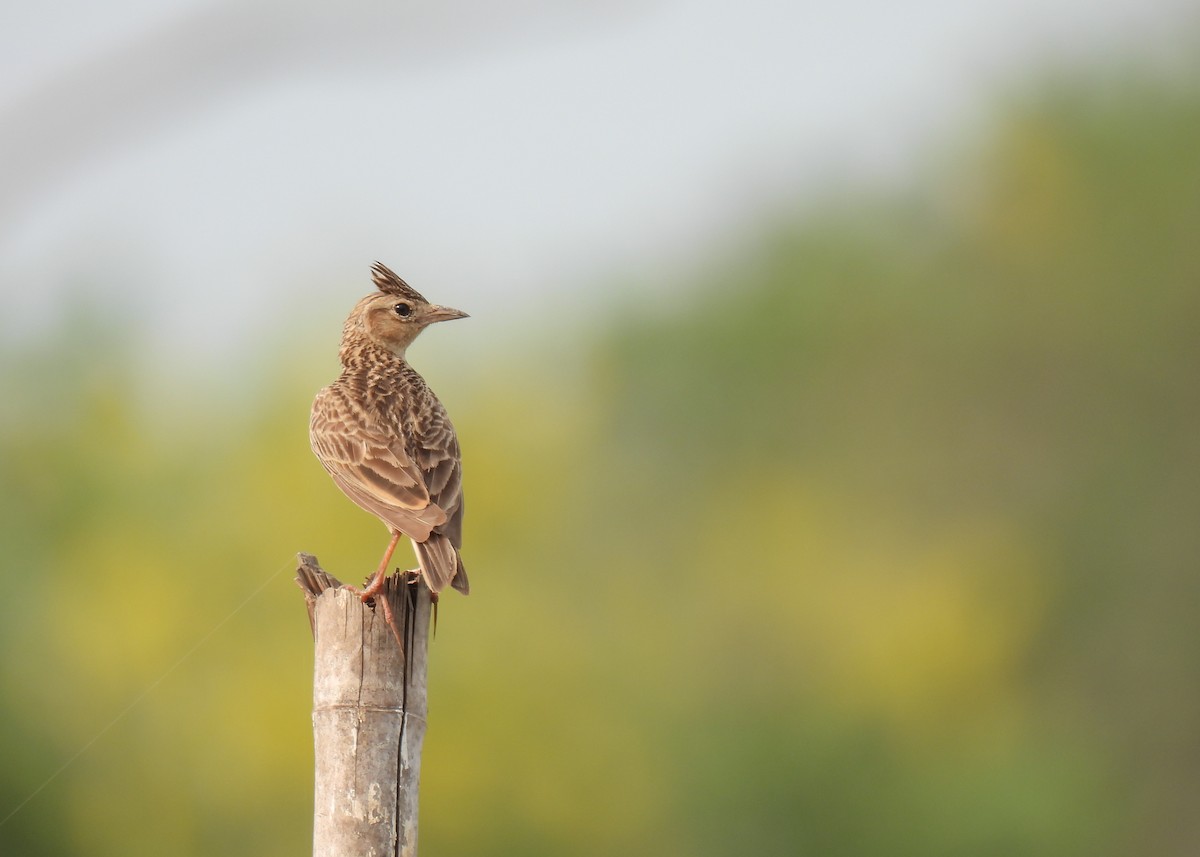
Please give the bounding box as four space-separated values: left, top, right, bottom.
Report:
412 401 465 549
409 393 467 592
310 385 447 540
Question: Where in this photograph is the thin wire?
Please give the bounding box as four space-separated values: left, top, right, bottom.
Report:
0 555 297 830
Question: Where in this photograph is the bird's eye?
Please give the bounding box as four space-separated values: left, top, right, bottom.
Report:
394 302 411 318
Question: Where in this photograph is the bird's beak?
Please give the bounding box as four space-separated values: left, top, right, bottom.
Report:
425 305 470 323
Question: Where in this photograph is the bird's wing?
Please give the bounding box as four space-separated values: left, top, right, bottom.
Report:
411 396 465 548
310 385 448 540
410 397 469 594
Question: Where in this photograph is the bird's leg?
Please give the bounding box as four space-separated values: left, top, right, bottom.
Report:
339 530 406 651
357 530 403 601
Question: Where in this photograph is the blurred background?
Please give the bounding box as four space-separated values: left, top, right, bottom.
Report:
2 1 1199 855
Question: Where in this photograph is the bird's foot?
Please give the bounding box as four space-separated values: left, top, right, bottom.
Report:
342 569 405 654
361 571 383 599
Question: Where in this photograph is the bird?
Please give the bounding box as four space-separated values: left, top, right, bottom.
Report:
309 262 469 636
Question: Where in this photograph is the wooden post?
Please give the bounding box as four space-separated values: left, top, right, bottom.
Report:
296 553 432 857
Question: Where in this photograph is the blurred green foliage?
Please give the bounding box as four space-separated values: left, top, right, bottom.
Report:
2 60 1199 856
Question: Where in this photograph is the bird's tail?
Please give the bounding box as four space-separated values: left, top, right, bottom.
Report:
415 534 470 596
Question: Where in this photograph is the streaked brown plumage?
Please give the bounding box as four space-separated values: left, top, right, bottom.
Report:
310 262 469 614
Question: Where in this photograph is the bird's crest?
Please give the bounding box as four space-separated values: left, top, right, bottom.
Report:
371 262 428 303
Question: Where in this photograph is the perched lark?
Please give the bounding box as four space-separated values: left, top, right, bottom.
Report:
310 263 469 628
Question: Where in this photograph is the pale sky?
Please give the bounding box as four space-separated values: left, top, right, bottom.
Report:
0 0 1191 370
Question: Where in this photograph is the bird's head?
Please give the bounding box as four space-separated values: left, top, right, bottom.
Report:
340 262 469 362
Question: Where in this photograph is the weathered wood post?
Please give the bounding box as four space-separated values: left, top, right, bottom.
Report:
296 553 432 857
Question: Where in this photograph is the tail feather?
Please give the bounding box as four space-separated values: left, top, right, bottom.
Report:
415 534 468 595
451 554 469 595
